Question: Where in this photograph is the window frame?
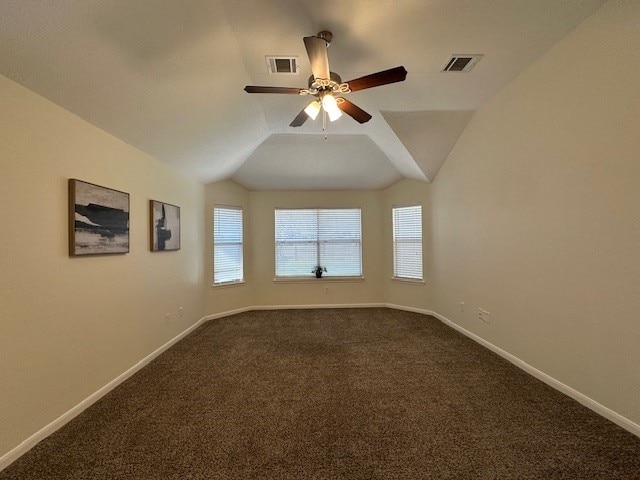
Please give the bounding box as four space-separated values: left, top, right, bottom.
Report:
213 204 244 287
274 207 363 280
392 204 424 283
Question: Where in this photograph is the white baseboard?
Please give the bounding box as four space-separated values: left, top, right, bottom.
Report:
385 304 640 439
2 304 384 469
0 315 208 472
203 306 253 321
3 303 638 472
385 303 432 316
252 303 386 311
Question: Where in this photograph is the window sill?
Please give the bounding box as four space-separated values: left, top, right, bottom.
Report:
391 277 425 285
211 280 245 289
273 276 365 284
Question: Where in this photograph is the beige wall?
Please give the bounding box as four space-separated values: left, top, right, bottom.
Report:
248 190 385 307
204 179 438 311
430 0 640 425
204 180 252 315
0 75 205 458
203 183 407 310
383 179 432 309
203 182 434 313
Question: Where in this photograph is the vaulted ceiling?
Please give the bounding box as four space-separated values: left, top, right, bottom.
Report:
0 0 606 189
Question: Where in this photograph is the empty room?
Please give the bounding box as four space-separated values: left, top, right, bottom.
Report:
1 0 639 478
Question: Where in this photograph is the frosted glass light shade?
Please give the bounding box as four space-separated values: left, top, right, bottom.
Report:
322 94 342 121
304 100 321 120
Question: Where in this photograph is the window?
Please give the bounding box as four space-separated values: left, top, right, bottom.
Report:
392 205 423 280
275 208 362 277
213 205 243 284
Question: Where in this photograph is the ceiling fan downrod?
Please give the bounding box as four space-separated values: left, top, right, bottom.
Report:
316 30 333 46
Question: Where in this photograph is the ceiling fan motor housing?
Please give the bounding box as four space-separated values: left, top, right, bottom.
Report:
307 72 342 89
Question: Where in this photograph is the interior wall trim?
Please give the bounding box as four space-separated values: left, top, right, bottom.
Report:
0 315 209 472
4 303 638 471
385 303 640 439
1 304 383 471
252 303 386 310
203 306 253 321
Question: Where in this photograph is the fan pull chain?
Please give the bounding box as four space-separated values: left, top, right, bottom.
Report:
323 110 328 140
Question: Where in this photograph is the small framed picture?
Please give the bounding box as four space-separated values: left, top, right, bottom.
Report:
69 179 130 256
150 200 180 251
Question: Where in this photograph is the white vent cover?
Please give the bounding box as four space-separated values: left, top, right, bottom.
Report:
266 56 299 75
442 54 483 72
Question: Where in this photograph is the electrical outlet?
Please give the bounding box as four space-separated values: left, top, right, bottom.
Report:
178 306 183 318
165 313 171 323
324 286 330 294
478 308 491 324
460 301 465 312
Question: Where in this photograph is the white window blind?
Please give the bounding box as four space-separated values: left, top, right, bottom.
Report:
275 208 362 277
213 206 243 284
392 205 423 280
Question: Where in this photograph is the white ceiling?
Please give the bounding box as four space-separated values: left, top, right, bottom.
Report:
0 0 606 190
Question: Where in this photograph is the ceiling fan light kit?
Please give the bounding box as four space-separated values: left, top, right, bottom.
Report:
244 31 407 128
304 100 321 120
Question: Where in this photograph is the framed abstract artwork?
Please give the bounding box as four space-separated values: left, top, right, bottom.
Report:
150 200 180 251
69 179 130 256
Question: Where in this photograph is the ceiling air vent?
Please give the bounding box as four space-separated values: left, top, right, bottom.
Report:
442 54 483 72
266 56 300 75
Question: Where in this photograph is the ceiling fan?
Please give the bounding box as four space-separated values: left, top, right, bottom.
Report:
244 31 407 127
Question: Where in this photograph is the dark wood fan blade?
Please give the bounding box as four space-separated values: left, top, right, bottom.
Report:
338 98 372 124
289 109 309 127
244 86 303 94
345 66 408 92
303 36 330 80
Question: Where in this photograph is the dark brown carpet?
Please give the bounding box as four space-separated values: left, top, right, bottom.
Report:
2 308 640 479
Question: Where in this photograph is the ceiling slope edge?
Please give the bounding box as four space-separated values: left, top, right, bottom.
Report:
382 110 476 182
230 133 405 191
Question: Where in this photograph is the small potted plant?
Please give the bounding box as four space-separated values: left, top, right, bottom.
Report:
312 265 327 278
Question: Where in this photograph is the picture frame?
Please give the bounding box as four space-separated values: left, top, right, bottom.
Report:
69 179 130 256
150 200 180 251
